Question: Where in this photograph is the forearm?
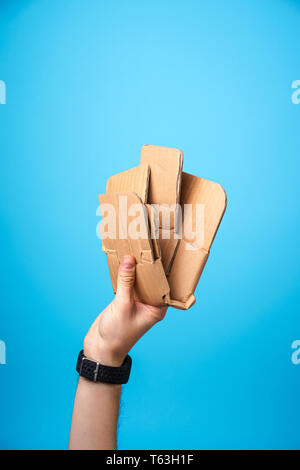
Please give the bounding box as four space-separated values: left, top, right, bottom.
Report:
69 377 121 450
69 256 166 450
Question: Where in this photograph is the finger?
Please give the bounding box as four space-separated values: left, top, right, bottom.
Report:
116 255 136 302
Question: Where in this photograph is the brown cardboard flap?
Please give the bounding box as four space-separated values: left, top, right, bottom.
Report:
98 192 170 307
168 295 196 310
140 145 183 206
167 172 227 308
159 229 180 275
168 243 208 304
145 204 161 260
140 145 183 273
106 250 119 293
180 172 227 250
106 165 150 203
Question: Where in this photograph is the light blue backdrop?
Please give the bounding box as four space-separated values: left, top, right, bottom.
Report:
0 0 299 450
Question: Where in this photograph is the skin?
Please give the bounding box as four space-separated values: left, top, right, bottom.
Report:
69 255 167 450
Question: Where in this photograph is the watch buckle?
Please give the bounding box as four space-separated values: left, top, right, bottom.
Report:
80 357 100 382
93 362 100 382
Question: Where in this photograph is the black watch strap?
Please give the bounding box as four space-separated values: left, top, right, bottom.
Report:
76 350 132 384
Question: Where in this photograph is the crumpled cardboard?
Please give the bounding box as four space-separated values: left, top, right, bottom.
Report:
98 145 226 309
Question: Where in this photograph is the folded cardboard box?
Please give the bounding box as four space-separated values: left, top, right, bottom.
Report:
99 145 227 309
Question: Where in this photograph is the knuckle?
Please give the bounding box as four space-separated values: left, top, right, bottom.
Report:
119 270 134 286
115 295 133 311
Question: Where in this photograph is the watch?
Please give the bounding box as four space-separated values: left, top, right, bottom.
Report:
76 350 132 384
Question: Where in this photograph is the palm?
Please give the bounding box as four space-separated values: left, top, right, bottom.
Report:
84 255 168 365
134 301 167 324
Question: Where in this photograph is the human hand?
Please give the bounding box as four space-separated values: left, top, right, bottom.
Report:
83 255 168 366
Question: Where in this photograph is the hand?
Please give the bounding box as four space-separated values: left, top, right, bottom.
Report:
83 255 168 366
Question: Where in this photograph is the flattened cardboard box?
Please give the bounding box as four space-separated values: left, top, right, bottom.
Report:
99 145 227 309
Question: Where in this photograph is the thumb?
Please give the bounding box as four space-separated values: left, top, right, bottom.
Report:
116 255 136 302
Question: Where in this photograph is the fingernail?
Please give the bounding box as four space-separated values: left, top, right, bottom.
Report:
122 263 134 270
121 255 135 269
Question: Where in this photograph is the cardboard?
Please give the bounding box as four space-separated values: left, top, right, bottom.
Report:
98 192 170 307
167 172 227 309
140 145 183 206
106 164 150 203
99 145 227 310
140 145 183 274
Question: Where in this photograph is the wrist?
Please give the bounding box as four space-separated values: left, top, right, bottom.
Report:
83 337 125 367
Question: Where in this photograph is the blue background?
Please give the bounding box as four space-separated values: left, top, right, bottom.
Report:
0 0 299 450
